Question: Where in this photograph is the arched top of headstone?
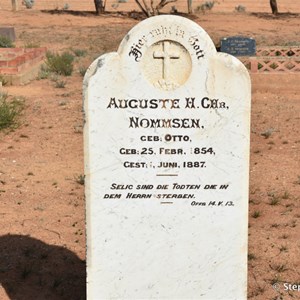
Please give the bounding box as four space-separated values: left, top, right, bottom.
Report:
84 15 249 96
118 15 216 91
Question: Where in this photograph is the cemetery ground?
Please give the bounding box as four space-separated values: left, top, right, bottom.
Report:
0 8 299 300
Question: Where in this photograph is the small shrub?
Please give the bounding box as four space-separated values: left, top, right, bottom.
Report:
0 75 8 86
74 174 85 185
271 264 288 273
23 0 35 9
280 234 288 239
196 1 216 12
79 66 87 77
24 41 40 48
235 5 246 12
37 64 50 80
49 73 59 82
0 93 25 131
45 51 74 76
282 191 290 199
279 245 288 252
73 49 87 57
55 80 66 88
0 35 14 48
269 193 280 206
63 3 70 10
248 253 256 260
251 211 261 218
260 128 274 138
271 223 280 228
294 176 300 185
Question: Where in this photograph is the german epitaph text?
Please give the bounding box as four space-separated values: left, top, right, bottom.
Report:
84 15 251 300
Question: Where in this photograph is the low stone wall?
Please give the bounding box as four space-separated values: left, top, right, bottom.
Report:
0 47 47 84
241 47 300 73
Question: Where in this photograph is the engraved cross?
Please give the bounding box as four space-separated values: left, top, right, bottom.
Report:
153 41 180 81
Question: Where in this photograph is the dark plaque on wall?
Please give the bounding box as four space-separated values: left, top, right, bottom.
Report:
220 36 256 56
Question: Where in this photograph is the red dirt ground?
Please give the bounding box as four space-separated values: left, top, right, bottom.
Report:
0 8 299 300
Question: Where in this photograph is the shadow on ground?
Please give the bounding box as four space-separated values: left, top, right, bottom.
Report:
251 12 300 19
40 9 146 20
0 235 85 300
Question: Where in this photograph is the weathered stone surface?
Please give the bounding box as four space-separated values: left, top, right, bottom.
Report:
84 15 251 300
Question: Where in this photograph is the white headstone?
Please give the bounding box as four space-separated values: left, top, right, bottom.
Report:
84 15 251 300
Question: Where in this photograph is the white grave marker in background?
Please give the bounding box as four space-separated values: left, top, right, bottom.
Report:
84 15 251 300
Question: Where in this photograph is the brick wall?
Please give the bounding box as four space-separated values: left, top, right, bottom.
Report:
0 0 299 13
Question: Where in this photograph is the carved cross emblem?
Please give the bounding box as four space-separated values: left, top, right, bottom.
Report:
153 41 180 81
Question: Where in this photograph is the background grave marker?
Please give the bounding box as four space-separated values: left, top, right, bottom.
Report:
221 36 256 56
0 27 16 42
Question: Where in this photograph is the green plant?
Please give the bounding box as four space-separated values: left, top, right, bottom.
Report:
248 253 256 260
79 66 87 77
269 193 280 206
38 64 50 79
235 5 245 12
74 174 85 185
0 93 25 131
270 275 281 285
270 264 288 273
282 191 290 199
0 35 14 48
55 80 66 88
23 0 35 9
45 51 74 76
251 211 261 218
24 41 40 48
271 223 280 228
294 176 300 185
261 128 274 138
0 75 8 86
197 1 216 12
280 234 288 239
279 245 288 252
73 48 87 57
